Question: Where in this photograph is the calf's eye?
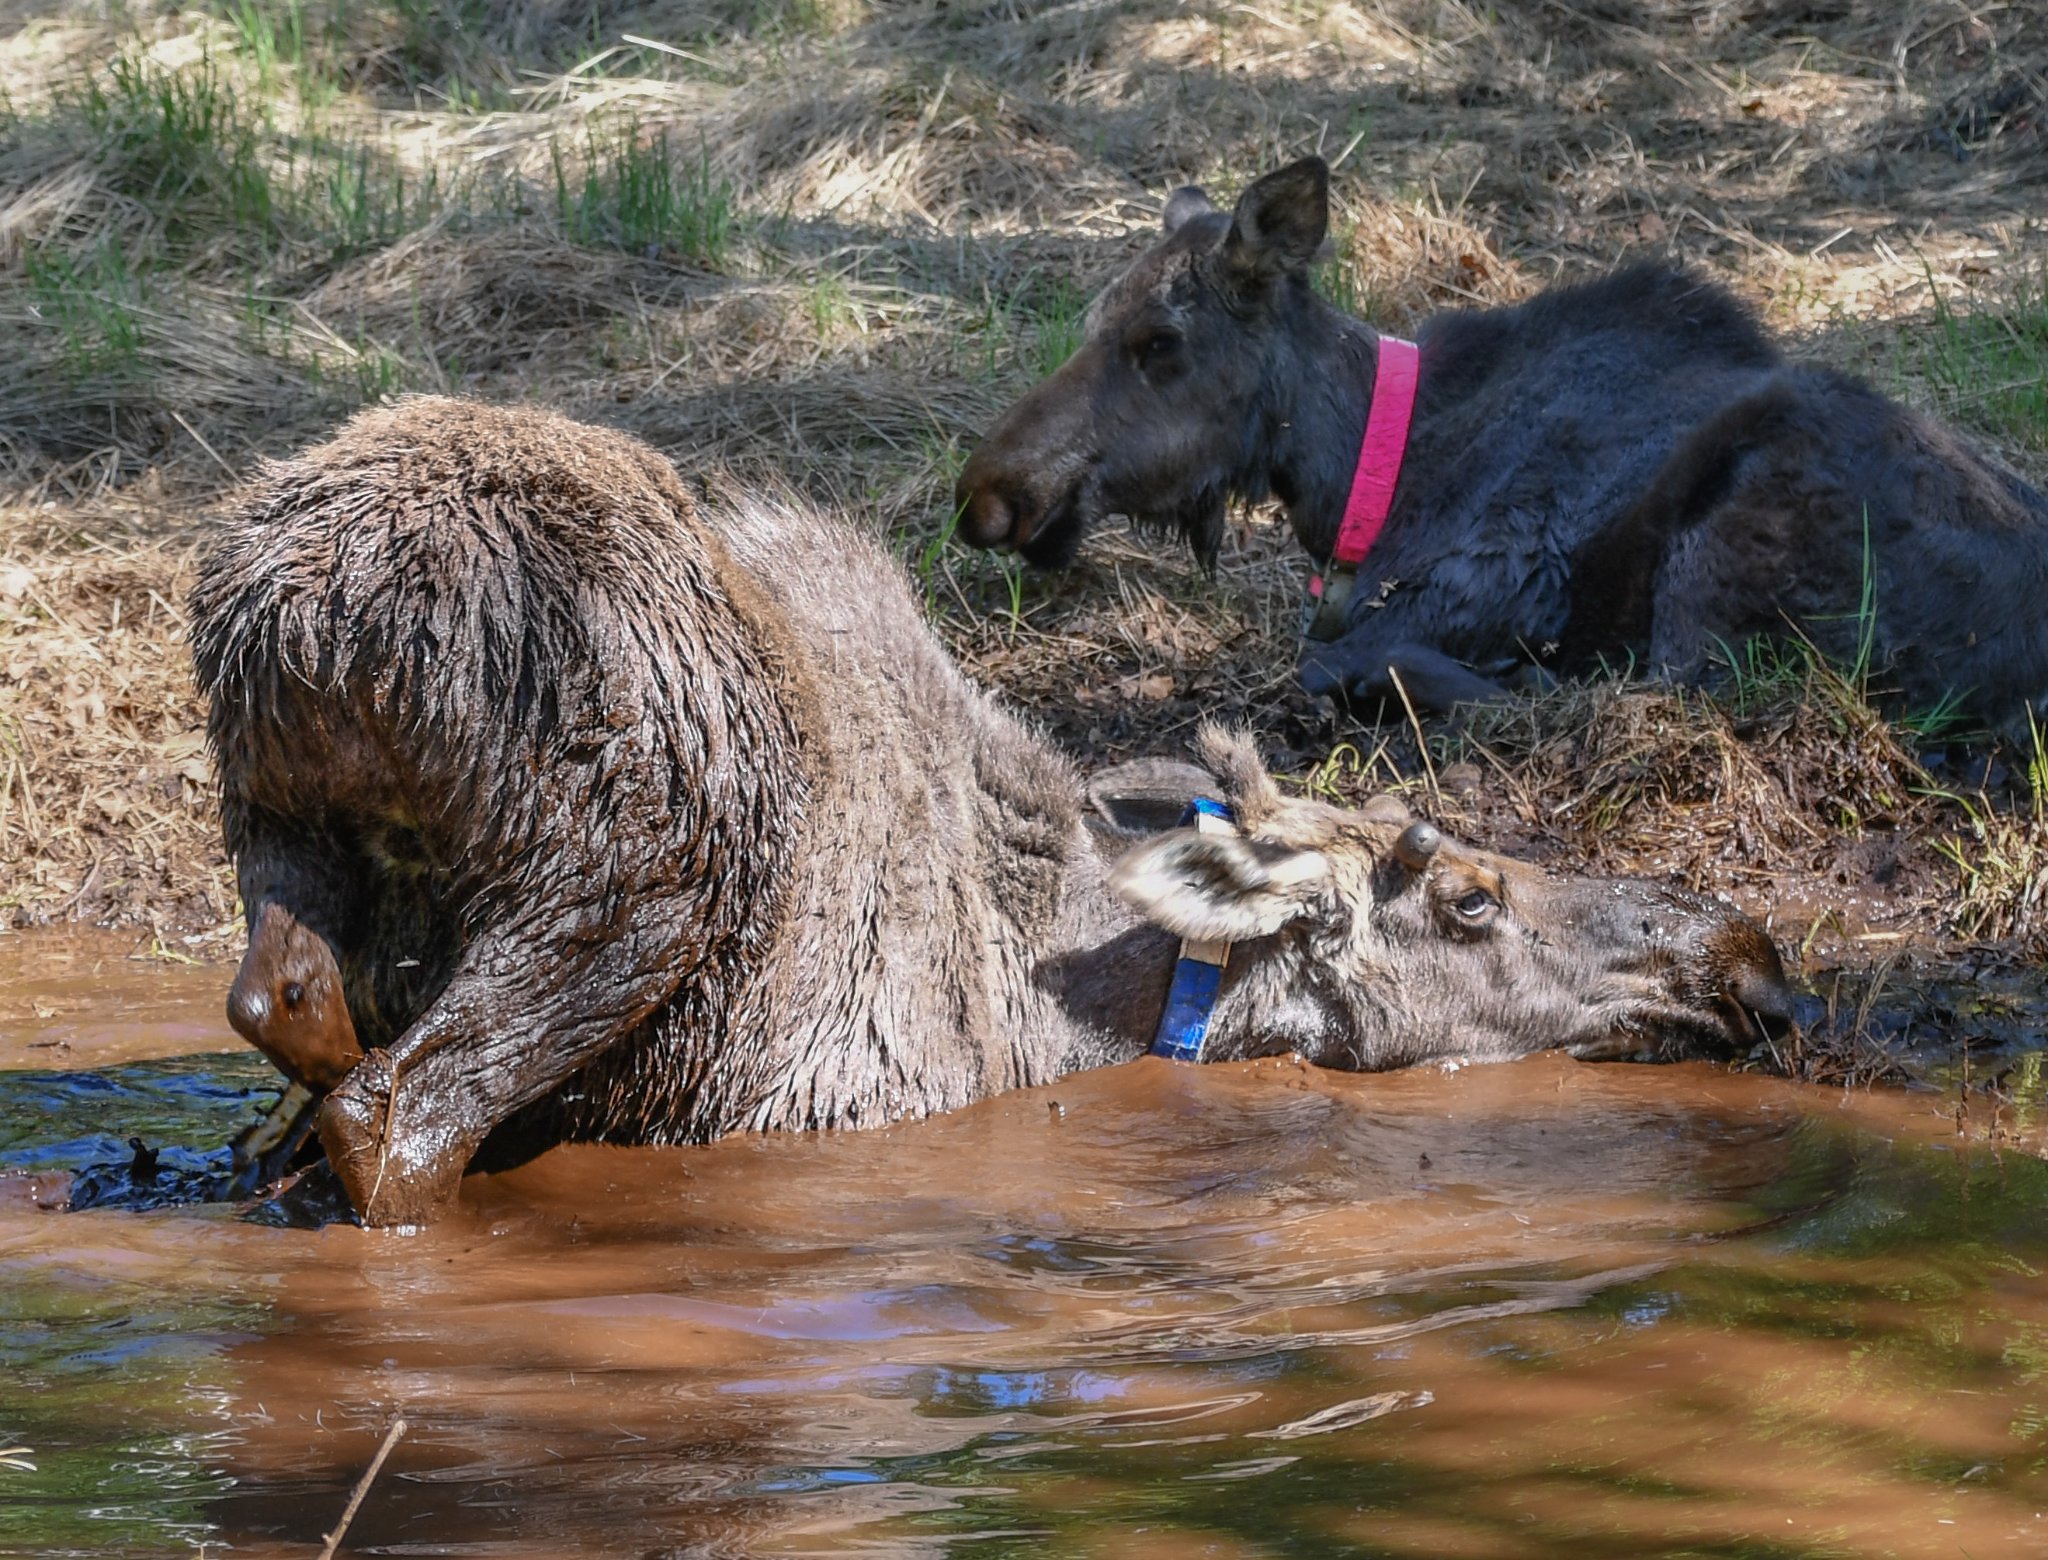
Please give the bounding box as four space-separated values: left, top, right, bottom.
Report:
1135 330 1181 368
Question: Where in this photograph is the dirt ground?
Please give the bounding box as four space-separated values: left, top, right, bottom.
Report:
1 0 2045 1075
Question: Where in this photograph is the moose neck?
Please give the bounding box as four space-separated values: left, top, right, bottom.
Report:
1039 833 1194 1064
1261 298 1393 564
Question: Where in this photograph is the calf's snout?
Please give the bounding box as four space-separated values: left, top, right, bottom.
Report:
1699 916 1799 1041
228 900 364 1091
954 467 1023 549
955 363 1101 555
1647 891 1801 1051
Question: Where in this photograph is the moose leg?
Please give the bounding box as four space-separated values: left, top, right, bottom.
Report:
1299 633 1509 714
1644 499 1834 687
1561 374 1810 678
1634 415 1844 688
317 926 689 1226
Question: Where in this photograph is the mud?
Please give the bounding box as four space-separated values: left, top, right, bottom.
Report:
0 929 241 1070
6 942 2048 1557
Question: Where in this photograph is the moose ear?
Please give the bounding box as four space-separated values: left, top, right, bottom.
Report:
1111 831 1333 943
1193 723 1284 828
1163 185 1215 235
1085 757 1219 837
1222 158 1330 283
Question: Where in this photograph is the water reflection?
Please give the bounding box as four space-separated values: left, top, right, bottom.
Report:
3 954 2047 1558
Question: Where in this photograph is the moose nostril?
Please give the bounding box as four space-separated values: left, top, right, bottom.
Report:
955 483 1021 550
1731 966 1798 1042
1749 1000 1797 1046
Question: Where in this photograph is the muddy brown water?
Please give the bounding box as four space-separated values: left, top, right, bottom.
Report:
4 934 2048 1557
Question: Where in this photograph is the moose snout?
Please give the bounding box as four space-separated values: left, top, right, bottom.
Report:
1693 912 1801 1047
954 377 1093 554
1727 955 1798 1042
227 899 365 1090
1572 882 1805 1059
1703 917 1802 1040
955 467 1025 549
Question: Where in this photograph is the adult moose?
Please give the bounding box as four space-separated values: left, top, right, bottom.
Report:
954 157 2048 735
192 397 1793 1228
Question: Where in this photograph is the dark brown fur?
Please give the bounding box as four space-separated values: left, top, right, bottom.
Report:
192 397 1795 1228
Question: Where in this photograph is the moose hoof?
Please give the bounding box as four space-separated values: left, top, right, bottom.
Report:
316 1049 468 1227
1300 638 1510 716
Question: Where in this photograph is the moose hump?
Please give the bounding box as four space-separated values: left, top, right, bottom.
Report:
190 396 1796 1227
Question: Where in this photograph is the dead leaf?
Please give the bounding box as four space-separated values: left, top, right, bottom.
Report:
61 686 106 730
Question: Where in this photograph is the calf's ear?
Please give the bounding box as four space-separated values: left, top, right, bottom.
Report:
1223 157 1330 284
1111 831 1333 943
1164 186 1214 234
1085 757 1219 837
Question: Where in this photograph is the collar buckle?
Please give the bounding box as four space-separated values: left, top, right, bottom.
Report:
1149 798 1236 1063
1303 564 1358 642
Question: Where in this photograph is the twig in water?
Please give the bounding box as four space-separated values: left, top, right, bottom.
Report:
317 1417 408 1560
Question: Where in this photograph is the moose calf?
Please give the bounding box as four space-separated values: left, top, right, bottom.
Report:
955 157 2048 736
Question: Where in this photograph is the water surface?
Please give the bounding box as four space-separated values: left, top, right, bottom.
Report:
3 932 2046 1557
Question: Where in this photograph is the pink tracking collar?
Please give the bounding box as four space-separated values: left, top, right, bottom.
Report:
1303 336 1420 641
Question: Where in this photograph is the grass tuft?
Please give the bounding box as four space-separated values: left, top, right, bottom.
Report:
222 0 312 95
72 52 276 251
1908 267 2048 459
26 239 147 378
300 138 440 261
1016 276 1089 378
554 125 737 269
1934 716 2048 950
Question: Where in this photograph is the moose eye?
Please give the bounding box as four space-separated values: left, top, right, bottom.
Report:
1132 329 1182 369
1452 889 1498 922
282 981 306 1010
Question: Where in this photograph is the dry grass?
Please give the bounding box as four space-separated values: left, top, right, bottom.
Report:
1454 675 1923 873
0 0 2045 1027
1 499 231 937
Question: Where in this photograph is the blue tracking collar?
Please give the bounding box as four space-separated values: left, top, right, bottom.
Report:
1149 797 1235 1063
